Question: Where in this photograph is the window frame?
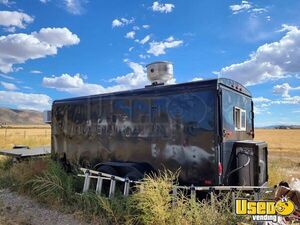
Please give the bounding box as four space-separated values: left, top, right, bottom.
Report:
234 106 246 131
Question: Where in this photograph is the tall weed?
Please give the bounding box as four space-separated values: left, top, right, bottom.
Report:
30 161 75 204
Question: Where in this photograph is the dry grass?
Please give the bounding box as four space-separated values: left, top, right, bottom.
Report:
0 126 50 149
255 129 300 186
255 129 300 152
0 127 299 186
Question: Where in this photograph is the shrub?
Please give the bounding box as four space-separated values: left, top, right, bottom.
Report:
129 170 178 225
129 170 252 225
0 159 254 225
29 160 75 204
0 157 49 191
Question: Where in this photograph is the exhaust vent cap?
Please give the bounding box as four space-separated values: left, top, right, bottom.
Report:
146 61 173 85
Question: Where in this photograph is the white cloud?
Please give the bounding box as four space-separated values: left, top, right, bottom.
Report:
43 73 84 89
22 86 32 90
0 0 14 6
273 83 300 97
253 94 300 115
0 73 14 80
229 1 268 16
140 35 150 44
112 62 176 85
254 105 269 115
30 70 42 74
0 27 80 73
142 24 150 29
252 8 267 13
125 31 135 39
39 0 49 3
64 0 87 15
112 18 134 28
151 1 175 13
0 81 17 90
132 26 139 30
272 96 300 105
128 47 134 52
32 27 80 47
43 73 104 95
218 25 300 85
139 54 150 59
112 19 122 27
230 1 252 14
0 90 51 110
252 96 271 103
0 11 34 31
109 62 148 87
43 62 151 96
147 36 183 56
190 77 203 82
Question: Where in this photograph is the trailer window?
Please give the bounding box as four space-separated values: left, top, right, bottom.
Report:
234 107 246 131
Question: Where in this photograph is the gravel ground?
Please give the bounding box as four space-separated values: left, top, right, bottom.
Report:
0 189 89 225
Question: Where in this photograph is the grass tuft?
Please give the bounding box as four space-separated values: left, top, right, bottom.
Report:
29 161 76 204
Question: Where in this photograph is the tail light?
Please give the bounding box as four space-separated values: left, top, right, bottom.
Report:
218 162 223 176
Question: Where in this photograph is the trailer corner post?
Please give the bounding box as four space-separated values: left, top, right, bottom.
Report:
83 170 91 193
109 176 116 199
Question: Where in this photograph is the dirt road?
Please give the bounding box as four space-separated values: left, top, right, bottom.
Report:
0 189 89 225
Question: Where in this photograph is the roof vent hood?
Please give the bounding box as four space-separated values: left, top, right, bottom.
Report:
146 61 173 86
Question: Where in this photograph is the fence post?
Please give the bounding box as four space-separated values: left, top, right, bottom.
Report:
5 128 7 142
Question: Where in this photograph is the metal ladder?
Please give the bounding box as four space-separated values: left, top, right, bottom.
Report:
78 167 272 202
78 168 137 198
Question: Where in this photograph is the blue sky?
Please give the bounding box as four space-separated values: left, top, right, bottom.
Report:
0 0 299 127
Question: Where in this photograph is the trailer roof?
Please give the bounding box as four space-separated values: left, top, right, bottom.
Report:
53 78 251 104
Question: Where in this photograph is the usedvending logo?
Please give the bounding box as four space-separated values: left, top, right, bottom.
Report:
235 197 295 222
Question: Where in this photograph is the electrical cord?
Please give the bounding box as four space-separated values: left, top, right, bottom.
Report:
225 152 251 185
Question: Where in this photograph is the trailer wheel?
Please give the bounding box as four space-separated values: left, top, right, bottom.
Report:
97 165 118 176
125 171 143 181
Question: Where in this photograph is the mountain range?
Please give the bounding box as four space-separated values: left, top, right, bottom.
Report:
0 108 44 125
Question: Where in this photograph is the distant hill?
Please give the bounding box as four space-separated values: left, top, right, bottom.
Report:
0 108 44 125
257 125 300 129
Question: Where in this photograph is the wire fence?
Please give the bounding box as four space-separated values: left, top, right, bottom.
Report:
0 128 51 139
0 127 51 149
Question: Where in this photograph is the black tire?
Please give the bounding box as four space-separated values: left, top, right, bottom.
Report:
97 165 118 176
125 171 144 181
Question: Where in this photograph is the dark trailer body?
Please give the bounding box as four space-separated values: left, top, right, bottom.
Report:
51 78 268 186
